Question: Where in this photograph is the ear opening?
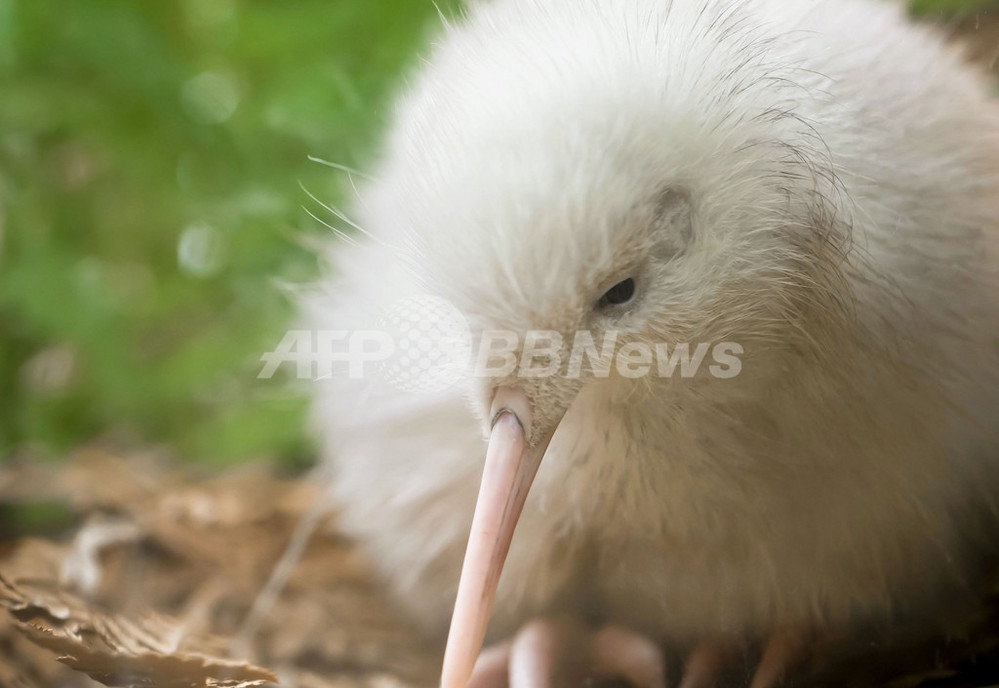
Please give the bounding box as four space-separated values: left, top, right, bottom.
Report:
652 187 693 259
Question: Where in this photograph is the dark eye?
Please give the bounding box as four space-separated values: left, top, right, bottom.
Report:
598 278 636 307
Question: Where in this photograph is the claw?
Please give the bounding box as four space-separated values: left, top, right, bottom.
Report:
678 640 738 688
589 625 667 688
467 621 811 688
469 619 664 688
749 630 806 688
469 642 511 688
509 619 578 688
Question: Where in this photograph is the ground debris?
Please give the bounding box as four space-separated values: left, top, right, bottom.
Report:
0 447 437 688
0 571 275 688
5 444 999 687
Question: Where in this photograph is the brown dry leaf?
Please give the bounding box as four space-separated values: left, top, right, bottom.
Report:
8 444 999 686
0 572 278 688
0 448 438 688
0 446 174 513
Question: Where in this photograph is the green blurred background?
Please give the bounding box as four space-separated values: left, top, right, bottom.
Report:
0 0 995 470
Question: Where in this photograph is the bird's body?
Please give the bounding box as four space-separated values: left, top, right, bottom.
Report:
308 0 999 683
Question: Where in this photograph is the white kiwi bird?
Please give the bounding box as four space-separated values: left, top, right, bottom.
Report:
305 0 999 685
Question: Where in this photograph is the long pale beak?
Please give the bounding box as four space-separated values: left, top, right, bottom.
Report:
440 387 562 688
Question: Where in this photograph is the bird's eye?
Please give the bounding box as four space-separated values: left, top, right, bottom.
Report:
598 278 636 308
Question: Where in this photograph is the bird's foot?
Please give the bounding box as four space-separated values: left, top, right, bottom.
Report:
468 618 665 688
680 631 810 688
467 619 809 688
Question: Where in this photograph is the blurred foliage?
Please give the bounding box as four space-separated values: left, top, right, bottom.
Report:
911 0 999 16
0 0 460 468
0 0 993 469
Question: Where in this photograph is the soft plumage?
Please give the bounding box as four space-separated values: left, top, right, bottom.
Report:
307 0 999 684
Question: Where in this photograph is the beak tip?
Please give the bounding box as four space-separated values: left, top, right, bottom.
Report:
442 387 562 688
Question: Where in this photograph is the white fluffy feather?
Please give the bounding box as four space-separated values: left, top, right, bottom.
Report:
307 0 999 647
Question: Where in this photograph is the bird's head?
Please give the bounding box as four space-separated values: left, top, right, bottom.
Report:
365 2 848 684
